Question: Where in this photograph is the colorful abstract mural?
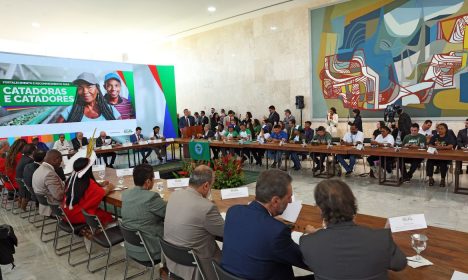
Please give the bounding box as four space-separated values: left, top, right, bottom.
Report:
311 0 468 118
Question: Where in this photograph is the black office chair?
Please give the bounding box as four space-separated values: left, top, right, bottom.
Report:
212 260 246 280
119 222 161 280
22 181 41 226
49 204 87 266
0 174 17 212
159 238 206 280
35 193 58 242
82 209 124 280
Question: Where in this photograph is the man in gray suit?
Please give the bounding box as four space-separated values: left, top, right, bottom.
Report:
32 149 64 216
164 165 224 280
121 164 166 262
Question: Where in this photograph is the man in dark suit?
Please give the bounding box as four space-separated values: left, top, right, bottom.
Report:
221 170 314 280
71 132 89 151
300 179 406 280
200 110 209 126
457 118 468 173
198 124 215 139
267 105 280 125
179 109 196 130
130 127 152 164
96 131 117 168
396 106 412 140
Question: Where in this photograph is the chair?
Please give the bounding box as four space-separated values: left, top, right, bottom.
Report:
0 174 17 212
82 209 124 280
49 204 87 266
22 181 41 226
159 238 206 280
119 222 160 280
212 260 246 280
35 193 59 242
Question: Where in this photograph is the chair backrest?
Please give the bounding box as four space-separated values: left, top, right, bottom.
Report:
81 209 102 233
159 238 197 267
212 261 246 280
119 222 156 264
35 193 50 207
49 204 64 218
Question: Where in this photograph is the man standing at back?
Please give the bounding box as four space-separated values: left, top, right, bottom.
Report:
164 165 224 280
32 149 64 216
221 169 314 280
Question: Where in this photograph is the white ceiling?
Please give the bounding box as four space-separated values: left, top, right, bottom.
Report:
0 0 324 46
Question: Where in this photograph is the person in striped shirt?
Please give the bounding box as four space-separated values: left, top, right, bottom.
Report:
103 72 135 119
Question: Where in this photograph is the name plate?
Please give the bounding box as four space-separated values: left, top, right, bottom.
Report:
452 271 468 280
116 168 133 177
154 139 163 143
122 142 132 147
154 171 160 180
101 145 112 150
221 187 249 200
138 140 148 145
92 165 106 172
427 147 437 154
388 214 427 233
165 138 175 142
167 178 190 188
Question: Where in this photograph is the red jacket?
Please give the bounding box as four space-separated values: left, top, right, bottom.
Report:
0 153 21 190
62 179 113 225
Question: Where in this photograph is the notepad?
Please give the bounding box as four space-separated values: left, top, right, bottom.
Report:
154 171 160 180
221 187 249 200
388 214 427 233
279 201 303 223
452 271 468 280
167 178 190 188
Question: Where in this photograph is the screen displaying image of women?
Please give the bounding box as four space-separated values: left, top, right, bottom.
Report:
56 72 121 123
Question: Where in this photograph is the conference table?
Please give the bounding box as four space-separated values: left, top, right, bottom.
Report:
97 168 468 280
176 138 468 194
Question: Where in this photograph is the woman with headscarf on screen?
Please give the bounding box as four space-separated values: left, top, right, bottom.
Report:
56 72 121 123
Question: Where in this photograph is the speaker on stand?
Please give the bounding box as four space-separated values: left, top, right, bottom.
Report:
295 95 304 126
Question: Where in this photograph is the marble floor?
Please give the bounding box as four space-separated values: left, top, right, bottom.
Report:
1 161 467 280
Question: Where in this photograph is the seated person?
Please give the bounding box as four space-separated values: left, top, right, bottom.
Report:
456 118 468 174
372 121 385 140
222 169 314 280
399 123 426 183
311 126 332 174
121 164 166 262
164 165 224 280
337 123 364 176
222 125 239 141
211 124 225 159
303 121 314 143
419 119 433 144
63 157 114 225
287 119 297 140
32 149 65 216
251 127 270 166
32 137 49 152
95 131 117 168
23 149 46 202
130 127 152 164
238 123 252 162
3 139 27 194
300 179 407 280
427 123 456 187
198 124 215 139
71 132 89 151
150 126 167 162
367 126 395 178
16 144 37 210
267 124 288 169
53 134 72 153
288 125 304 171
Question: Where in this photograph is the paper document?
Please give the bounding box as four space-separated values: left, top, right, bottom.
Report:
92 165 106 172
115 168 134 177
291 231 303 245
279 201 303 223
388 214 427 233
165 138 175 142
167 178 190 188
154 171 160 179
220 212 226 220
221 187 249 200
452 271 468 280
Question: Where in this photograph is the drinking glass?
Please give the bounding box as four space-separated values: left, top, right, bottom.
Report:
98 170 105 181
383 142 389 149
156 182 164 193
420 142 425 149
411 233 428 260
118 176 124 188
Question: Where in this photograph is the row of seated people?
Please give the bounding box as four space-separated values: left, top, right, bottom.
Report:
13 156 407 280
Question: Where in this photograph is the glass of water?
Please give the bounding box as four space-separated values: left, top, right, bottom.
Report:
420 142 425 149
411 233 428 260
118 176 124 188
98 170 105 181
156 181 164 193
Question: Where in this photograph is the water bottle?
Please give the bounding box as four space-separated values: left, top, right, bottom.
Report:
396 133 402 147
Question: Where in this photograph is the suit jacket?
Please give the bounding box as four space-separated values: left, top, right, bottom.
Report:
31 162 65 216
201 115 209 126
457 128 468 149
300 221 407 280
121 187 166 261
71 137 89 151
164 187 224 280
179 115 196 129
268 111 280 125
129 133 145 144
16 155 33 179
23 162 41 198
221 201 308 280
201 130 215 139
95 136 114 147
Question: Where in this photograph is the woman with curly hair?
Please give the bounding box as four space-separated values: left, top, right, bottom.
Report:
1 138 27 193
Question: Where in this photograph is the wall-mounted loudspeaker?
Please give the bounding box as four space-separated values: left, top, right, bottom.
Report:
295 95 304 109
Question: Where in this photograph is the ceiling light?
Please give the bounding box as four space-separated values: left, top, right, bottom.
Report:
31 22 40 28
207 6 216 12
270 26 277 31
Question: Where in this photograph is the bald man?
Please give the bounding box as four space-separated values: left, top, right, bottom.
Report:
95 131 117 168
32 149 65 216
71 132 89 151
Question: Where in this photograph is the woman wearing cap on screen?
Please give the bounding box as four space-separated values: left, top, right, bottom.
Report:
103 72 135 119
56 72 121 123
